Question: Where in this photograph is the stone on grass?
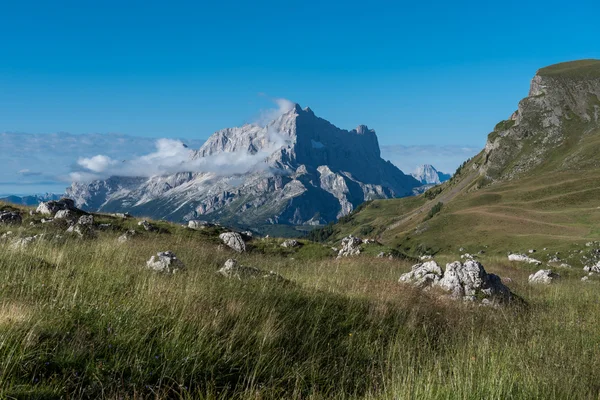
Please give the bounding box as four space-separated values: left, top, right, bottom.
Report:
219 232 246 253
36 198 76 215
138 220 157 232
217 259 288 282
188 220 212 230
281 239 300 248
0 212 22 225
54 209 74 220
337 236 362 258
77 215 94 225
508 253 542 265
146 251 185 274
117 230 137 243
528 269 560 284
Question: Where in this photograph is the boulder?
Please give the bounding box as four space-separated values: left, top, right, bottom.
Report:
138 220 157 232
508 253 542 265
112 213 131 219
583 261 600 273
377 251 386 258
219 232 246 253
528 269 560 284
117 230 137 243
281 239 300 248
337 235 362 258
77 215 94 225
217 259 288 282
36 198 76 215
146 251 185 274
437 260 511 302
187 220 212 230
399 261 443 288
54 209 74 220
0 211 22 225
400 260 513 304
67 223 97 239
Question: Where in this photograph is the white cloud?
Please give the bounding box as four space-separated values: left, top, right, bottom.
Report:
256 98 295 126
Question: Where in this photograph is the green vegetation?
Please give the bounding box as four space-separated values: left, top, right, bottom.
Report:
537 59 600 78
1 206 600 398
424 201 443 221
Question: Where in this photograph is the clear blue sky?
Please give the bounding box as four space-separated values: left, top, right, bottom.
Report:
1 0 599 147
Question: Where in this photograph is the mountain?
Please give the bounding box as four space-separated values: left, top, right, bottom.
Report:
316 60 600 256
0 193 63 206
67 104 420 233
410 164 451 185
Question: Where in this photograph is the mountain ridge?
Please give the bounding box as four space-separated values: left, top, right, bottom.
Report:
67 104 420 233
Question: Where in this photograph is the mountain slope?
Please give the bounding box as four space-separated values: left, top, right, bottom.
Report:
67 105 420 233
320 60 600 258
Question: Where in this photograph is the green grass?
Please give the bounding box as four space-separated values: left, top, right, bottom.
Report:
537 59 600 78
1 206 600 398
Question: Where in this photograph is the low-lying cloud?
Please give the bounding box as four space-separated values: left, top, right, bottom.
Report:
70 98 295 182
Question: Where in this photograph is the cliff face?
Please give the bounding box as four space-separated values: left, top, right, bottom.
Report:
67 104 420 229
480 60 600 182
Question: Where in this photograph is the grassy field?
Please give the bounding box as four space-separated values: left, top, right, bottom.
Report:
1 205 600 399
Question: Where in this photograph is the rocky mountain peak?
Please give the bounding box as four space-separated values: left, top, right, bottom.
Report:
480 59 600 182
411 164 451 185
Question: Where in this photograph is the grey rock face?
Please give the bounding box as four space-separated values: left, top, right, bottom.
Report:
0 212 22 225
219 232 246 253
146 251 185 274
337 235 362 258
528 269 560 284
66 105 420 227
480 61 600 182
411 164 451 185
400 260 512 304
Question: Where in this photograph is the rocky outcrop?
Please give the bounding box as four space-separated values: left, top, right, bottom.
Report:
479 60 600 183
0 212 22 225
36 198 78 216
117 229 137 243
219 232 246 253
337 236 362 258
399 260 513 304
528 269 560 284
188 220 212 230
146 251 185 274
66 105 420 228
138 220 157 232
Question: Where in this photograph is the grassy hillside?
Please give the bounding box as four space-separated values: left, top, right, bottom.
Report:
2 203 600 398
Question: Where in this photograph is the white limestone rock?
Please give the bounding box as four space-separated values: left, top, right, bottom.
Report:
219 232 246 253
146 251 185 274
528 269 560 284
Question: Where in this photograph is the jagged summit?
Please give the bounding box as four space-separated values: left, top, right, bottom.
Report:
411 164 451 185
67 105 420 232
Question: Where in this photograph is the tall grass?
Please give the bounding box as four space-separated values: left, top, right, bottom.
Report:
0 225 599 399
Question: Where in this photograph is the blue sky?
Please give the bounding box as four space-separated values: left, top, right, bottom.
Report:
0 0 599 193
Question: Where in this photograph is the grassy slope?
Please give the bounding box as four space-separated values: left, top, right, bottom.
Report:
1 205 600 399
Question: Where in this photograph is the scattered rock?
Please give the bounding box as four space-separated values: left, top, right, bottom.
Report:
117 230 137 243
112 213 131 219
281 239 300 248
528 249 536 254
460 253 477 260
508 253 542 265
582 276 590 282
0 211 22 225
337 236 362 258
77 215 94 225
217 259 288 282
41 218 53 224
219 232 247 253
138 220 157 232
67 223 97 239
377 251 386 258
583 261 600 273
528 269 560 284
146 251 185 274
187 220 212 230
10 235 40 249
